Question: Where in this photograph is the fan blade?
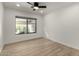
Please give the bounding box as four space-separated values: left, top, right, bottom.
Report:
38 6 46 8
27 2 33 5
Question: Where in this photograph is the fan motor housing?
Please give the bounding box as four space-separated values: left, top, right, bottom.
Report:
34 2 39 6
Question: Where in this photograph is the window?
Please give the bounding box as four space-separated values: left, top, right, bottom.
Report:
27 19 36 33
16 16 37 35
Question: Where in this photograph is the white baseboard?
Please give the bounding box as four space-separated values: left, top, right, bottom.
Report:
45 37 79 50
5 37 43 45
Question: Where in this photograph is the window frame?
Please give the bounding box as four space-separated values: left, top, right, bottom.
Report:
15 16 37 35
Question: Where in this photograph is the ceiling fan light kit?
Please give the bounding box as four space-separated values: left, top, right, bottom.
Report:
33 6 39 10
27 2 47 11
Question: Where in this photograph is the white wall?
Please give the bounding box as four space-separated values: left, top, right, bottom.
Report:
44 4 79 49
0 3 4 51
4 8 44 44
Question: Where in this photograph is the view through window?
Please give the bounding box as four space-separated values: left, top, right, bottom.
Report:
16 17 37 34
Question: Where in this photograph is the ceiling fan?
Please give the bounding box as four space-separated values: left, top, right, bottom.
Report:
27 2 47 11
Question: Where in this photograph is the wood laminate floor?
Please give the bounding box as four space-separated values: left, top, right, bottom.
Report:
0 38 79 56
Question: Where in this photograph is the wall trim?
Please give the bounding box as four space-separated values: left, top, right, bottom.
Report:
5 37 43 46
45 37 79 50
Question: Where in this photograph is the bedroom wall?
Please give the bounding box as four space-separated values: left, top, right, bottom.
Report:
4 8 44 44
0 3 4 51
44 3 79 49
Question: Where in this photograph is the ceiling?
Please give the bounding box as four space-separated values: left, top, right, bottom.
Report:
3 2 77 15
